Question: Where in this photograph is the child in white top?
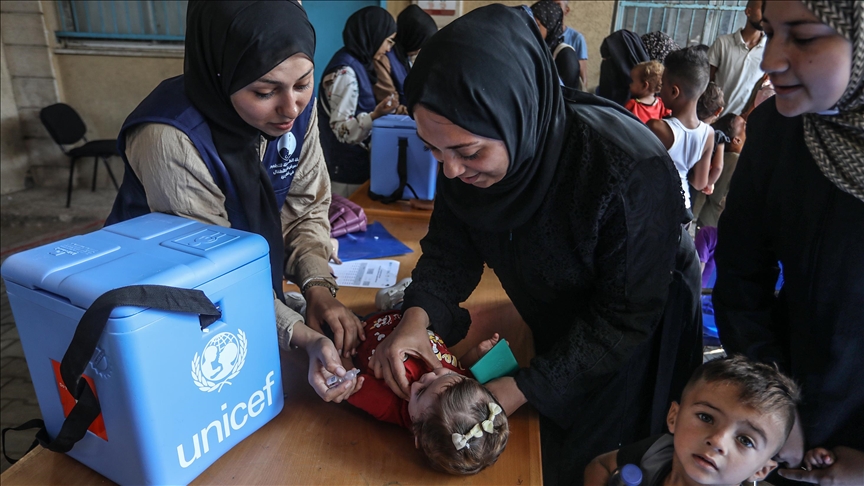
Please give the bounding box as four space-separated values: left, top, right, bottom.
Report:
647 47 719 210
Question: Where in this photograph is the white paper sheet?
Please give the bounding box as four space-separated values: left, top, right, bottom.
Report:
331 260 400 288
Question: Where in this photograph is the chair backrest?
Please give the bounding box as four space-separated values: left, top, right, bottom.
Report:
40 103 87 146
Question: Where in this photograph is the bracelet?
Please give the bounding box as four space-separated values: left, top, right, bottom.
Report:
301 279 338 298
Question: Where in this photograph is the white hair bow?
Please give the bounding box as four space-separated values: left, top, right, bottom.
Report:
451 403 503 450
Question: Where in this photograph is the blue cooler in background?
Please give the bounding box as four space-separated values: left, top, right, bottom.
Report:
369 114 438 201
0 213 284 485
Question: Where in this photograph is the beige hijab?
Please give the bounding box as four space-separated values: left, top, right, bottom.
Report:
800 0 863 203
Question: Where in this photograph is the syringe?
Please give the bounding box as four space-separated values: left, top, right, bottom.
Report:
326 368 360 388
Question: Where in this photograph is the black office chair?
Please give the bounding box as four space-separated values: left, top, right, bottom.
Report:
39 103 120 207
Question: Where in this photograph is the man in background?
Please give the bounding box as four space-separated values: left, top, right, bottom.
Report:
707 0 766 116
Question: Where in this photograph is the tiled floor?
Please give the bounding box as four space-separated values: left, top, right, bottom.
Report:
0 187 116 473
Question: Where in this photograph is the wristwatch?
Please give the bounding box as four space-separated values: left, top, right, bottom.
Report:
301 278 338 298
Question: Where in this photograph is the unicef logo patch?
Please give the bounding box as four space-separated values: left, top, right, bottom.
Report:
278 132 297 160
191 330 247 392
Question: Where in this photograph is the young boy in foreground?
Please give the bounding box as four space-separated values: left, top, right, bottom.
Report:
584 355 800 486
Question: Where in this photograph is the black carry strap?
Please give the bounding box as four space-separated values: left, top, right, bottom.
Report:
1 285 221 462
2 419 43 464
369 137 419 204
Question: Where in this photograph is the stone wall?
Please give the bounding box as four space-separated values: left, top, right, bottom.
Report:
1 43 30 194
0 0 64 192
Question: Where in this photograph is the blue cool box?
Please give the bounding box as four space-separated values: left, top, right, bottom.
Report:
0 213 284 485
370 114 438 200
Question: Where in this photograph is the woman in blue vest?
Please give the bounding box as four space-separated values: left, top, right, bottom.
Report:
318 6 399 197
373 5 438 114
106 0 364 402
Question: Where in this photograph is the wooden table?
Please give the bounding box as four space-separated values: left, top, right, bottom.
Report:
1 213 541 485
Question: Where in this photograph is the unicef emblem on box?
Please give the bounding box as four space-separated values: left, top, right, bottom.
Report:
0 213 285 485
192 330 248 392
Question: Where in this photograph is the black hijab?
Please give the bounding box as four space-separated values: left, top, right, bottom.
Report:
404 4 566 232
597 29 649 106
394 5 438 69
531 0 565 50
184 0 315 300
343 6 397 84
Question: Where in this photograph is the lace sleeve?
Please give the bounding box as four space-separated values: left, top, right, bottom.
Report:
516 153 682 428
402 200 485 345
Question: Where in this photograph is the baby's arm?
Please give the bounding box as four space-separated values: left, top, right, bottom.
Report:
459 333 501 368
584 450 619 485
803 447 836 471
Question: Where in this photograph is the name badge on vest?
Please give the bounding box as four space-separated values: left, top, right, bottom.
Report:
273 132 300 181
263 103 310 209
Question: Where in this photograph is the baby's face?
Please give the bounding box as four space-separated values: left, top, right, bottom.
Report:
668 381 785 486
408 368 464 422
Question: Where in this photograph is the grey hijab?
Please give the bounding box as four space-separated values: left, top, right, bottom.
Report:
801 0 864 203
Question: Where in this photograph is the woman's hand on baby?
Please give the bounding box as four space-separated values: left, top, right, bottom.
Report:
304 286 364 358
369 307 441 400
371 94 398 120
779 446 864 485
306 335 364 402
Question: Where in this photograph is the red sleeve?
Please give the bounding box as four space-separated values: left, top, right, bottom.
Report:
347 373 410 428
658 98 671 117
624 99 637 112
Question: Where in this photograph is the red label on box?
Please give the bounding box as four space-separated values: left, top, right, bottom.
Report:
51 359 108 441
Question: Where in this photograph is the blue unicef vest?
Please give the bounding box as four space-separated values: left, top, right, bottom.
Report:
106 75 312 229
386 50 408 106
317 48 377 184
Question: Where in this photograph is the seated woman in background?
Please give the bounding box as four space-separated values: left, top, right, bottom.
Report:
531 0 581 90
373 5 438 114
318 6 399 197
106 0 362 402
